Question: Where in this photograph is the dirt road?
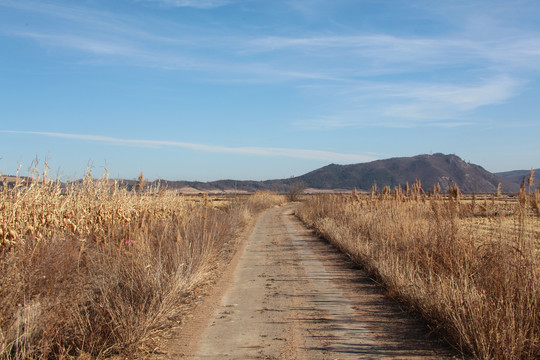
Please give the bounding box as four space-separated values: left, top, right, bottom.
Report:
166 205 456 359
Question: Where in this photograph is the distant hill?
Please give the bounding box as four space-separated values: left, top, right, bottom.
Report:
495 169 539 189
292 153 518 193
155 153 519 194
1 153 523 194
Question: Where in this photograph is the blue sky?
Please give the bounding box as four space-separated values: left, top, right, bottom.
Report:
1 0 539 181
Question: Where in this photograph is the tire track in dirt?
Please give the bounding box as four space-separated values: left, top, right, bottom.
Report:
171 204 458 359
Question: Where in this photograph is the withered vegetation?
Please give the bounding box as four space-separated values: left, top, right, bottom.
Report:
297 177 539 360
0 164 285 359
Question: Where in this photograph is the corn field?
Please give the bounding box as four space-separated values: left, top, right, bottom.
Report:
0 170 285 359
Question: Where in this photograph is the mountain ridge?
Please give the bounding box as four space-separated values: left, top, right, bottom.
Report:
155 153 520 194
495 169 539 189
2 154 527 194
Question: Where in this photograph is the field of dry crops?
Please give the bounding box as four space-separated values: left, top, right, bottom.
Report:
297 182 539 360
2 166 539 359
0 171 285 359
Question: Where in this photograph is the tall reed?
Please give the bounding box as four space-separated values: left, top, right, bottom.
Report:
0 168 284 359
298 187 539 359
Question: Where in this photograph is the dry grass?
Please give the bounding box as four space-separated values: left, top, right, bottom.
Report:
297 186 539 360
0 168 285 359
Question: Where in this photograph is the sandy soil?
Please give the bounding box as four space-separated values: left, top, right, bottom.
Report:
161 204 458 359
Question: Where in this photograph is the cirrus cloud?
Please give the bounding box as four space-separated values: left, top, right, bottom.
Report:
138 0 234 8
0 130 377 163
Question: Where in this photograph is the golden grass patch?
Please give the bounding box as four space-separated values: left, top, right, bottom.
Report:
298 187 539 360
0 170 285 359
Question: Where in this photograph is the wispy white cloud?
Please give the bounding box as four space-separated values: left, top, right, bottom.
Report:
295 76 522 129
17 32 138 56
140 0 234 8
284 0 328 18
3 1 540 80
0 1 333 79
11 31 210 71
11 31 338 81
0 0 195 45
2 0 539 126
0 130 376 163
243 34 540 74
380 75 522 118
